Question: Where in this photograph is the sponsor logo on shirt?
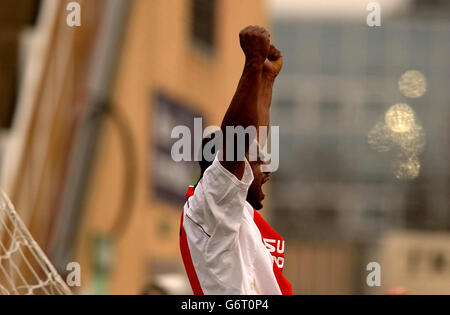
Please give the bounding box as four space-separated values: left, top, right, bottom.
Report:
263 238 285 269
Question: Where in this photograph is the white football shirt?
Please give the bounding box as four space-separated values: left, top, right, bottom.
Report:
182 155 282 295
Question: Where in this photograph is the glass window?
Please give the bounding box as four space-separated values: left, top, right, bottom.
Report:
191 0 216 50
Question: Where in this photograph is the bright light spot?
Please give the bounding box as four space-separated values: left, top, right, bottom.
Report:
368 121 393 152
367 70 429 180
385 103 416 133
368 103 426 181
398 70 427 99
392 124 426 155
392 154 421 180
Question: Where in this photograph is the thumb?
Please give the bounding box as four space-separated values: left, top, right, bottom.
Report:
268 44 282 61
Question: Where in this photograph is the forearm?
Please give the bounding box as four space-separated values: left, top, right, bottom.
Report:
258 76 275 129
218 25 277 179
221 60 262 131
220 59 263 178
258 43 282 130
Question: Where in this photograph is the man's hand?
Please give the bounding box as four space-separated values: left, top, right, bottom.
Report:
239 25 283 79
220 26 280 180
263 44 283 80
239 25 271 65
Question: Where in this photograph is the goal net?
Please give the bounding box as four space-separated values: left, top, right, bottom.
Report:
0 190 71 295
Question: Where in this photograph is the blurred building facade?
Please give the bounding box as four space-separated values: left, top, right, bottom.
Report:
377 231 450 294
270 1 450 293
272 18 450 242
80 0 268 295
2 0 449 296
0 0 109 265
1 0 268 294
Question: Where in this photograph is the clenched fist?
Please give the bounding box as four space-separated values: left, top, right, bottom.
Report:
239 25 283 79
239 25 271 64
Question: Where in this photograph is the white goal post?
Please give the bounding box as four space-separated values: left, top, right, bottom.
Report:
0 190 71 295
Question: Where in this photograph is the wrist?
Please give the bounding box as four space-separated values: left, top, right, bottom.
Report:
262 72 277 82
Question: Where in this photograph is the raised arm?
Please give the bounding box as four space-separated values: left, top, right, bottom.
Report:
220 26 271 180
259 44 283 129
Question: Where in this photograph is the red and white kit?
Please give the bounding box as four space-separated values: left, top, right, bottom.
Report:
179 156 292 295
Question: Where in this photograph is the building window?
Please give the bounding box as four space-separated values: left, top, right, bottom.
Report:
152 93 202 205
191 0 216 50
